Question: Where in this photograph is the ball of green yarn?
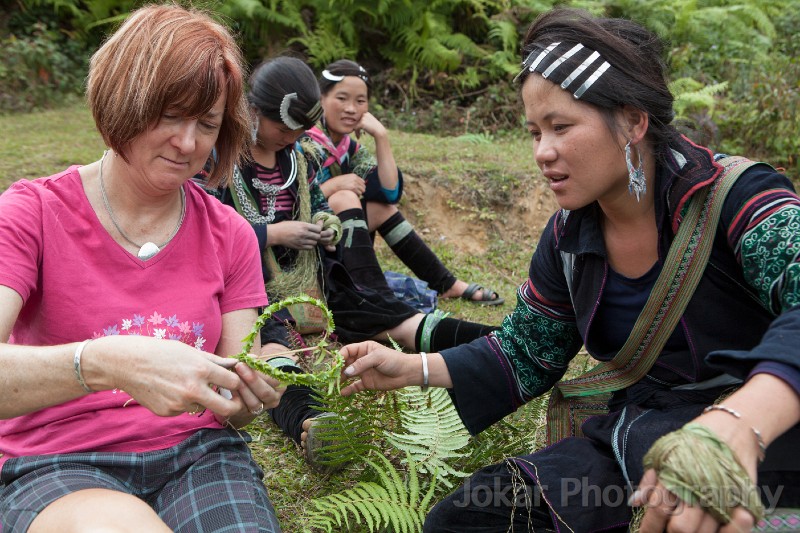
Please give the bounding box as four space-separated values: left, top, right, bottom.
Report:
313 212 342 245
642 423 764 523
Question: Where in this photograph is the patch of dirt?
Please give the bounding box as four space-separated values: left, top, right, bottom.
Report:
401 174 559 255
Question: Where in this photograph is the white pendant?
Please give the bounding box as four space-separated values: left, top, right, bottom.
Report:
137 242 160 260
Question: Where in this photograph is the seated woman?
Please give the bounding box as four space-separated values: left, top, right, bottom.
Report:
336 8 800 532
302 59 504 306
197 56 497 458
0 5 285 531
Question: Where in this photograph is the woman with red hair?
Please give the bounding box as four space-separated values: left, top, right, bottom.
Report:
0 5 282 531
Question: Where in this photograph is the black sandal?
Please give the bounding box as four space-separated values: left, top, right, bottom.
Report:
460 282 504 306
305 413 348 473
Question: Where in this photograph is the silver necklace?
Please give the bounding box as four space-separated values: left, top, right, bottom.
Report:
98 150 186 261
233 151 297 225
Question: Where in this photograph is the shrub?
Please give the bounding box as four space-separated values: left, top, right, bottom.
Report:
0 21 88 113
714 9 800 175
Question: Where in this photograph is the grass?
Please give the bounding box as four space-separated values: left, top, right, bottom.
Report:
0 100 106 187
0 102 581 532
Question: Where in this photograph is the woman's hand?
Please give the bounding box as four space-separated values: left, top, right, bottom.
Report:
322 173 366 197
339 341 421 396
633 399 767 532
219 360 285 428
354 112 387 140
316 219 338 252
87 336 246 418
633 468 756 533
268 220 324 249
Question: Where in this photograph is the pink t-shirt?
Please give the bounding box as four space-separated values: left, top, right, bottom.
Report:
0 166 268 469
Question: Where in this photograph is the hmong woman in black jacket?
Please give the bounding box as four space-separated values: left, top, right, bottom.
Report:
336 9 800 532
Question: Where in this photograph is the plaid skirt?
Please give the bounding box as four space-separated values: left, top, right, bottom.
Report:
0 428 281 532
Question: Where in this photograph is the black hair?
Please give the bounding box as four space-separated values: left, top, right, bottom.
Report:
248 56 322 129
518 8 678 161
318 59 371 98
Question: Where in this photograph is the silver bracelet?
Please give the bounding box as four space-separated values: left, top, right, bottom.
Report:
420 352 429 393
703 403 766 462
73 339 94 393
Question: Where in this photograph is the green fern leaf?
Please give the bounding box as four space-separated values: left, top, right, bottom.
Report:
386 387 471 488
670 77 729 121
487 19 518 52
307 453 436 533
304 389 387 468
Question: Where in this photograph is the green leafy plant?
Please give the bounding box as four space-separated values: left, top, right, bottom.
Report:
669 77 729 147
0 20 88 112
235 296 488 529
307 453 438 533
386 387 471 488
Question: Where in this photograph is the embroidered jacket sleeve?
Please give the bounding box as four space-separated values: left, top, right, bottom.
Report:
351 140 403 204
440 212 584 435
706 164 800 393
301 132 403 204
308 167 331 216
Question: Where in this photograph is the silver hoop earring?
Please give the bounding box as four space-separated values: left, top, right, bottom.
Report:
625 140 646 201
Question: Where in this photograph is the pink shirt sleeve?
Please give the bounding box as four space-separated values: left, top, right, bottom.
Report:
0 178 48 302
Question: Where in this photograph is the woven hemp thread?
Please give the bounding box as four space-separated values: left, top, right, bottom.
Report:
265 158 340 300
312 212 342 245
642 423 765 523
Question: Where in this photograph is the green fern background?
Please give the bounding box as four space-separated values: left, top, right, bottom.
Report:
6 0 800 171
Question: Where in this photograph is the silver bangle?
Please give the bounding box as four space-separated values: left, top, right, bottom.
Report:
73 339 94 393
703 403 766 463
420 352 429 393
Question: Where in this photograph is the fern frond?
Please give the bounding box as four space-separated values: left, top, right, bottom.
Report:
454 67 482 90
386 387 471 488
291 31 358 69
457 132 494 144
417 39 462 71
439 33 487 59
307 453 437 533
485 49 520 77
217 0 306 33
671 77 728 121
303 389 387 468
487 19 518 52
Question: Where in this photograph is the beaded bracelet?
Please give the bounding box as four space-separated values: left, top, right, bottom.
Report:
703 404 766 463
420 352 429 393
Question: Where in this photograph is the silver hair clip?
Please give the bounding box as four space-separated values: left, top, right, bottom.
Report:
561 50 600 90
513 42 560 83
322 70 345 82
529 42 560 73
279 93 303 130
306 101 323 124
514 41 612 101
573 61 610 99
542 43 583 79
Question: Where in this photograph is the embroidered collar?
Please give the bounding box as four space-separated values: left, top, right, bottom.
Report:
306 120 352 169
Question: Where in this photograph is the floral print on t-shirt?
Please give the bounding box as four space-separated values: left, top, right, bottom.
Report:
93 311 207 350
